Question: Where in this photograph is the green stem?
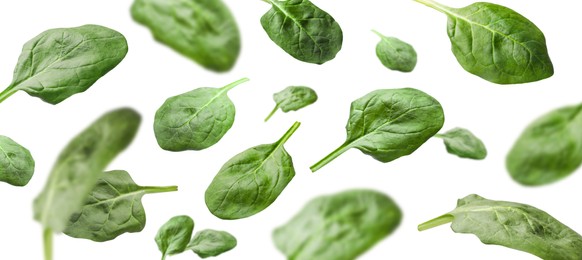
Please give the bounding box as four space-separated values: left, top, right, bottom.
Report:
43 228 53 260
418 214 454 231
433 133 445 138
309 143 351 173
371 29 383 38
264 104 280 122
142 185 178 194
413 0 450 13
220 77 249 92
277 121 301 145
0 86 18 104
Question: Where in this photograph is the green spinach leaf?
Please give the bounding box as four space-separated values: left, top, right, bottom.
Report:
414 0 553 84
0 135 34 186
64 170 177 242
310 88 444 172
507 104 582 186
156 215 195 260
154 78 249 151
373 30 417 72
187 229 237 258
131 0 241 72
273 189 401 260
435 127 487 159
205 122 300 219
0 25 128 104
260 0 343 64
265 86 318 122
419 194 582 259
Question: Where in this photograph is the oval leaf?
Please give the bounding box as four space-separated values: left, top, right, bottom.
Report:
187 229 237 258
155 215 195 259
373 30 417 72
0 135 34 186
437 127 487 159
265 86 318 122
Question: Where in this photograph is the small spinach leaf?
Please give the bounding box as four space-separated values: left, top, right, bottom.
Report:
419 194 582 259
507 104 582 186
260 0 343 64
414 0 553 84
273 189 401 260
310 88 444 172
187 229 237 258
265 86 318 122
131 0 241 72
205 122 300 219
154 78 249 151
0 135 34 186
435 127 487 159
0 25 128 104
373 30 417 72
64 170 177 242
155 215 195 260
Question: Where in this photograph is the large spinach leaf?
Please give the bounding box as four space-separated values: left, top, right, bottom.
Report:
419 194 582 259
435 127 487 159
131 0 241 72
310 88 444 172
0 135 34 186
64 170 177 242
265 86 317 122
205 122 300 219
373 30 417 72
414 0 553 84
273 189 401 260
0 25 127 104
507 104 582 185
154 78 249 151
260 0 343 64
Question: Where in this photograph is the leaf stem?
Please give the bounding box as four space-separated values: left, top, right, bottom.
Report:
43 228 53 260
413 0 450 13
309 143 351 173
0 86 18 104
264 104 280 122
371 29 383 38
433 133 445 138
142 185 178 194
417 214 454 231
220 77 249 92
277 121 301 145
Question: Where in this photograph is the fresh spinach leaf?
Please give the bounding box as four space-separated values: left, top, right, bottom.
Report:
64 170 177 242
414 0 553 84
260 0 343 64
435 127 487 159
0 25 128 104
310 88 444 172
154 78 249 151
373 30 417 72
418 194 582 259
273 189 401 260
0 135 34 186
131 0 241 72
33 108 141 260
265 86 318 122
187 229 237 258
507 104 582 186
156 215 195 260
205 122 300 219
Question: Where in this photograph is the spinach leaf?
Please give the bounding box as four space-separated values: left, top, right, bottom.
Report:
507 104 582 186
155 215 195 260
32 108 140 260
187 229 237 258
64 170 177 242
131 0 241 72
435 127 487 159
154 78 249 151
310 88 444 172
419 194 582 259
373 30 417 72
265 86 318 122
0 135 34 186
260 0 343 64
273 189 401 260
205 122 300 219
0 25 127 104
414 0 553 84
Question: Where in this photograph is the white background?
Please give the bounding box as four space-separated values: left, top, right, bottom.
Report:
0 0 579 259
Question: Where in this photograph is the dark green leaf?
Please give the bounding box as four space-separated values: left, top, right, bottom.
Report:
419 194 582 259
131 0 241 72
260 0 343 64
415 0 553 84
436 127 487 159
265 86 318 122
64 170 177 242
154 78 248 151
507 104 582 185
155 215 195 260
310 88 444 172
373 30 417 72
0 135 34 186
0 24 128 104
187 229 237 258
273 189 401 260
205 122 300 219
